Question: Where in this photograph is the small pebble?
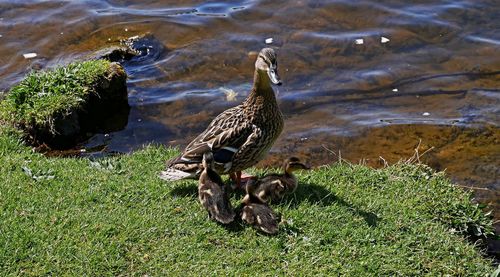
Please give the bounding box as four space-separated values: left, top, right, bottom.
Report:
355 38 364 45
125 28 128 32
422 112 430 116
23 53 37 59
0 35 3 38
265 37 273 44
104 134 110 137
392 88 398 92
381 36 390 43
80 149 86 153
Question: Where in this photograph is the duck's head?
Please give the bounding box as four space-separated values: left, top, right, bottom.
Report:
202 152 214 170
284 157 310 173
255 48 282 86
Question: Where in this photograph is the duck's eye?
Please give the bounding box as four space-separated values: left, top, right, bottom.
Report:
259 55 271 65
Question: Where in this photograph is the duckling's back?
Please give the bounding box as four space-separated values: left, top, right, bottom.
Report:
198 161 235 224
241 202 278 234
245 174 291 204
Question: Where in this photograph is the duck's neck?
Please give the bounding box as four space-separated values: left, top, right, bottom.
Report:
243 70 277 107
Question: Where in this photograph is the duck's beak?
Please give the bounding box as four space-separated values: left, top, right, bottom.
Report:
268 64 282 86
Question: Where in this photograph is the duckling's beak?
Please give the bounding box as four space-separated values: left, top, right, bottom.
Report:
268 64 282 86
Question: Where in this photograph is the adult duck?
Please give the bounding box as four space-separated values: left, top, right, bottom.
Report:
160 48 284 184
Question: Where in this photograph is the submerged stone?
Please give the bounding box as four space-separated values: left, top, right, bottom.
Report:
90 46 138 62
88 33 167 63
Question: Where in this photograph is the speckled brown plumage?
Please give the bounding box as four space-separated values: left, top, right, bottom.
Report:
244 157 310 204
198 153 235 224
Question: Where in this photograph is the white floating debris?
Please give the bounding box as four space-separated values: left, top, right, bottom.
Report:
381 36 390 43
355 38 364 45
23 53 37 59
80 149 86 153
220 87 238 102
392 88 398 92
60 32 64 35
422 112 430 116
0 35 2 38
265 37 273 44
125 28 128 32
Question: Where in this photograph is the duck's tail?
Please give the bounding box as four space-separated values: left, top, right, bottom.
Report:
159 168 195 181
159 156 202 181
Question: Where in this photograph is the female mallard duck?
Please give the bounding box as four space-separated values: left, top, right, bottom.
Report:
198 152 235 224
244 157 310 204
160 48 284 184
241 192 279 235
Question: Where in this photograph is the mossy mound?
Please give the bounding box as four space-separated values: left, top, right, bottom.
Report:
0 60 129 148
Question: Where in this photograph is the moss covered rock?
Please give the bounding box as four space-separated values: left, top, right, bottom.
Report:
0 60 129 148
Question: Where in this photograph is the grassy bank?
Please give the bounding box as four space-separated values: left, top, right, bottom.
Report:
0 125 495 275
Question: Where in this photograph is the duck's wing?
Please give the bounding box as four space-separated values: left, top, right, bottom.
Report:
172 106 257 165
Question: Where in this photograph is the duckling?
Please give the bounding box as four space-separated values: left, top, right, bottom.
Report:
198 152 235 224
241 194 279 235
244 157 310 204
160 48 284 186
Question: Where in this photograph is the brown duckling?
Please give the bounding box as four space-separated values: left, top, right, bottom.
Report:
244 157 310 204
198 152 235 224
241 194 279 235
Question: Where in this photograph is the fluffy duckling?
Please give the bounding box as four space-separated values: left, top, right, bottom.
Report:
241 194 279 235
244 157 310 204
198 152 235 224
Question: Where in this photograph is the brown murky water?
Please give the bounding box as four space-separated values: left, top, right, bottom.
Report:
0 0 499 255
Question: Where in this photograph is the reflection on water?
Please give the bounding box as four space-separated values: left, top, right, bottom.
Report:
0 0 499 255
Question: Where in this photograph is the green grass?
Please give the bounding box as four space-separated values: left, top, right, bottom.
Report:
0 60 111 131
0 126 496 276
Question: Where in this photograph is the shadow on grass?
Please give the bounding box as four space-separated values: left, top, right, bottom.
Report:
170 182 198 198
169 180 380 230
281 182 380 228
